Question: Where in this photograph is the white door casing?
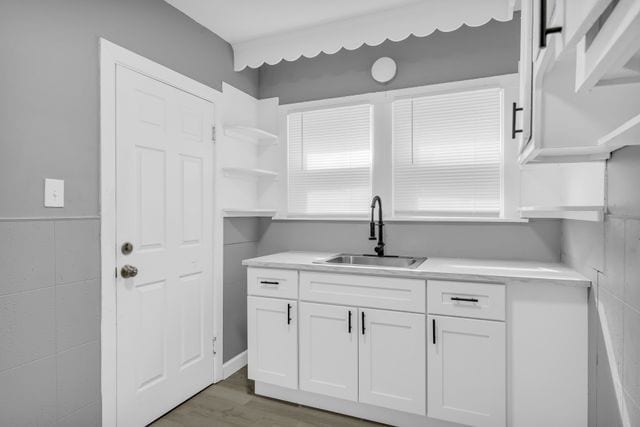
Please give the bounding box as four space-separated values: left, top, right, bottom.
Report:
299 302 358 401
427 315 506 427
358 308 426 416
247 296 298 389
114 65 215 426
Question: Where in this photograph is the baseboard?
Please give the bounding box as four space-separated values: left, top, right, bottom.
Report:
254 382 453 427
222 350 247 380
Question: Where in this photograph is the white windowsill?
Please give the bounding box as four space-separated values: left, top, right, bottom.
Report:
272 216 529 223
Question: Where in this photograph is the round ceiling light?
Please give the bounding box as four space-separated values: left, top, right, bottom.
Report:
371 57 397 84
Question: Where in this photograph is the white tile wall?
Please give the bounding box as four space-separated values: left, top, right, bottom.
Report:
0 219 101 427
596 215 640 426
564 213 640 426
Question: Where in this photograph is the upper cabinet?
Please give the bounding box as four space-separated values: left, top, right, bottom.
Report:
516 0 640 164
575 0 640 91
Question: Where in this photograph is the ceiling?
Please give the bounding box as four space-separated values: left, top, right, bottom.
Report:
165 0 423 43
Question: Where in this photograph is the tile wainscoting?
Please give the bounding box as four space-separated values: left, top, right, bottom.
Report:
0 219 101 427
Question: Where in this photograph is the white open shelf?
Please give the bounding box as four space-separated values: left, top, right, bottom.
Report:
224 125 278 145
222 208 277 218
597 112 640 152
519 205 604 221
222 167 278 180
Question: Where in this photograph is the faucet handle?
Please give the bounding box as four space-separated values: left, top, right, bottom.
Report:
369 222 376 239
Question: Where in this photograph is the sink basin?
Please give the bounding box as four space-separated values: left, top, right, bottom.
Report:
315 254 427 269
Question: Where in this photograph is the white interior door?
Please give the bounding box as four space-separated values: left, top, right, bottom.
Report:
115 65 215 427
427 315 506 427
299 302 358 401
358 308 426 415
247 296 298 389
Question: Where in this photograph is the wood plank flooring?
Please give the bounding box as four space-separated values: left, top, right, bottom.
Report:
150 367 385 427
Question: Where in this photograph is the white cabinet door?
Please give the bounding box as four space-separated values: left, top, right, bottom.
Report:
247 296 298 389
518 0 534 154
299 302 358 401
428 315 506 427
359 308 426 415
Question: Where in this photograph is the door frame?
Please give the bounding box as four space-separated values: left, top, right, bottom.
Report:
99 38 224 427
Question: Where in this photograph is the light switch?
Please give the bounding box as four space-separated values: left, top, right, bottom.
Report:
44 179 64 207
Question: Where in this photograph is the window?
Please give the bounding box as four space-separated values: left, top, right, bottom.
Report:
392 88 503 217
281 75 518 221
287 104 373 216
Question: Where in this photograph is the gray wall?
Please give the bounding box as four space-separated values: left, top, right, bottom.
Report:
258 219 562 262
256 13 562 265
0 0 257 219
259 17 520 104
562 146 640 427
0 1 258 426
223 218 260 363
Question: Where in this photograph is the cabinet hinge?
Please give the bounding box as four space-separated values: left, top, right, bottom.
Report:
212 337 217 356
211 126 216 143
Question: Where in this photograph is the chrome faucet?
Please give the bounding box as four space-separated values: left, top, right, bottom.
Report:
369 195 385 257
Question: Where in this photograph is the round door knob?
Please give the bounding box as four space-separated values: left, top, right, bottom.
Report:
121 265 138 278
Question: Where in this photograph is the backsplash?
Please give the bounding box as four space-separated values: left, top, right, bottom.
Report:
257 219 562 262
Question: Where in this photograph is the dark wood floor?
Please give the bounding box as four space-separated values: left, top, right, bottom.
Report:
150 367 385 427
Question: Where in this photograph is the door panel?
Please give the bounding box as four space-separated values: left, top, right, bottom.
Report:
179 272 204 368
299 302 358 401
427 315 506 427
247 296 298 389
358 308 426 415
116 65 215 427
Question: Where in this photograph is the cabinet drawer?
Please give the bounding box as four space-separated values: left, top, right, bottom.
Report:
427 280 505 321
300 272 425 313
248 268 298 299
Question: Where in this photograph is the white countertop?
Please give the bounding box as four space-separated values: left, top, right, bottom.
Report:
242 251 591 287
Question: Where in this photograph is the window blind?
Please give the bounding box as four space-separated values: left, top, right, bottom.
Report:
393 88 503 217
287 104 372 216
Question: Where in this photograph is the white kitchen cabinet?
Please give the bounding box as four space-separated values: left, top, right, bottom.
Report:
518 0 640 165
299 302 358 401
247 296 298 389
427 315 506 427
359 308 426 416
245 262 588 427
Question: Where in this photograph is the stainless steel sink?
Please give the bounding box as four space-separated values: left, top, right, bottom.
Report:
315 254 426 269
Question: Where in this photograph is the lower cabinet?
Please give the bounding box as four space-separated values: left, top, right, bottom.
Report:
359 308 426 415
247 296 298 389
298 303 426 415
427 315 506 427
299 302 358 401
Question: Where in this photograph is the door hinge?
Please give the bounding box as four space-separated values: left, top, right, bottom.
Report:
212 337 217 356
211 125 216 143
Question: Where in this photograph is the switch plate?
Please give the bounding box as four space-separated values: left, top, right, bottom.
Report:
44 179 64 207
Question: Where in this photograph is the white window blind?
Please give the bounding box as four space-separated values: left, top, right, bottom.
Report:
287 104 373 216
393 88 503 217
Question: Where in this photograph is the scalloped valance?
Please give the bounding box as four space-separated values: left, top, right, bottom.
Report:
232 0 515 71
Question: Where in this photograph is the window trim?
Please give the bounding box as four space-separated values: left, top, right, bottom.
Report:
276 74 523 223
